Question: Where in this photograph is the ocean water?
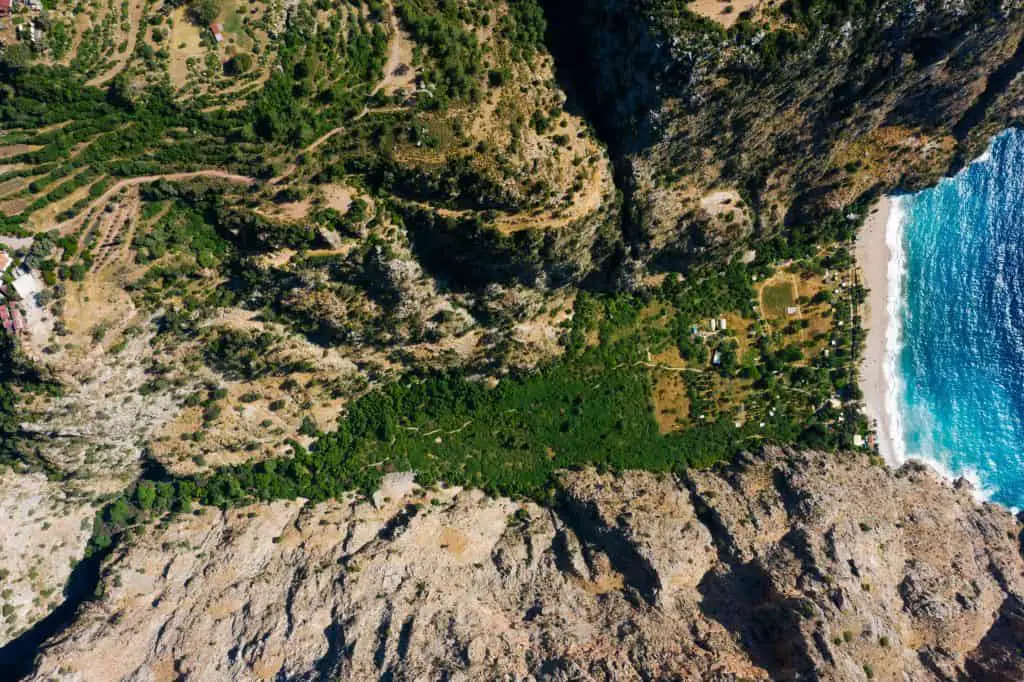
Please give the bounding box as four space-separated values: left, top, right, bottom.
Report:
887 128 1024 508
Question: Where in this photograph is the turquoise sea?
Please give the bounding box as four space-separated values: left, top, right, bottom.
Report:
889 128 1024 509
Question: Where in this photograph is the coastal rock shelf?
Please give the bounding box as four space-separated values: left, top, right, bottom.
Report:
27 448 1024 681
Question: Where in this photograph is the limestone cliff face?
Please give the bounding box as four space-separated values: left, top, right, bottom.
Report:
28 448 1024 681
557 0 1024 267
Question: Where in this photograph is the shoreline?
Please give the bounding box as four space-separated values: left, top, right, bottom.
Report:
857 197 895 463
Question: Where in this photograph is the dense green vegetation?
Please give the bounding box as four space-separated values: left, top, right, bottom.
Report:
86 249 868 553
394 0 485 105
392 0 548 106
133 202 229 267
248 0 389 144
0 0 871 583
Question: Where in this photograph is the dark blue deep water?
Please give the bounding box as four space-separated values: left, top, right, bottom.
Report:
892 128 1024 508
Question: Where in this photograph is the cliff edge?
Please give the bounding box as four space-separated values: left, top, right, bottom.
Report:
27 447 1024 681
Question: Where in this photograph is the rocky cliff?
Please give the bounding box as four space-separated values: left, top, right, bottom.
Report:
26 447 1024 681
549 0 1024 268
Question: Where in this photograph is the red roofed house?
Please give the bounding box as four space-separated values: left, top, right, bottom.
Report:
0 304 12 333
0 0 11 18
210 23 224 43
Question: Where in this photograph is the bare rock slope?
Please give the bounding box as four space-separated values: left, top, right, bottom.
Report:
30 448 1024 681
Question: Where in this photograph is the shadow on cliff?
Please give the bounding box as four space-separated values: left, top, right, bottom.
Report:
0 546 109 680
538 0 672 254
964 594 1024 681
952 34 1024 149
553 493 660 607
0 457 172 680
697 560 817 680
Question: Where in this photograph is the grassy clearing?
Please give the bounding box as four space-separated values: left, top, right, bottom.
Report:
761 278 796 317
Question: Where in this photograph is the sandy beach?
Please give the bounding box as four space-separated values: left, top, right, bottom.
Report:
857 197 895 462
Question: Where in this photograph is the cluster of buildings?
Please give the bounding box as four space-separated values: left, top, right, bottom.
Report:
0 0 45 48
0 249 38 337
0 295 24 334
689 318 729 336
0 0 43 18
0 250 22 335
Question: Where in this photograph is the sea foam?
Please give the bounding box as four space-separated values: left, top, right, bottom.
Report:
883 195 908 466
883 128 1024 508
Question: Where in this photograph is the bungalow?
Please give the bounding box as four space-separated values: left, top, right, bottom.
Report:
718 318 727 330
0 0 10 18
210 23 224 43
0 250 11 272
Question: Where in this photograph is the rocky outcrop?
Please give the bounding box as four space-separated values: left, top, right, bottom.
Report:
0 470 95 649
27 447 1024 681
402 188 622 291
550 0 1024 267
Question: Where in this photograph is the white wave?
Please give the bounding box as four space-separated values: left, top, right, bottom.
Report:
882 195 908 466
880 198 999 504
966 132 1002 168
873 130 1024 508
906 455 998 504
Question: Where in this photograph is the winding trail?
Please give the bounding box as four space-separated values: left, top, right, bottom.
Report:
56 171 255 233
86 0 146 87
401 165 607 234
269 106 406 186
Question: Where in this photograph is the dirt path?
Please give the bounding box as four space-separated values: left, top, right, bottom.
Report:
372 1 416 97
269 105 408 186
61 12 94 67
86 0 146 87
493 166 606 234
56 170 255 233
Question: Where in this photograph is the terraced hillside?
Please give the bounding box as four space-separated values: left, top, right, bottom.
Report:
0 0 1021 677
